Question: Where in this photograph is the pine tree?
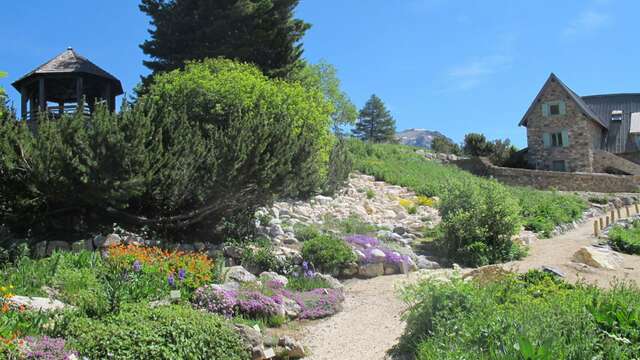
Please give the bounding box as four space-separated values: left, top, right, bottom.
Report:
352 94 396 142
139 0 310 79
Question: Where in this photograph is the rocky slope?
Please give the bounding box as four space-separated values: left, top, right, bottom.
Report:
396 128 452 149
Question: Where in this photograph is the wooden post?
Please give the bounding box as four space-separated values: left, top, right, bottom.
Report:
38 78 46 112
617 208 622 219
611 210 615 222
76 77 84 111
599 218 604 230
594 221 599 236
626 206 631 218
606 216 610 227
20 87 28 120
636 203 639 214
58 102 64 117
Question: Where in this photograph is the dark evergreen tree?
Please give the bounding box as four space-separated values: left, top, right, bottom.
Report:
139 0 310 79
351 94 396 142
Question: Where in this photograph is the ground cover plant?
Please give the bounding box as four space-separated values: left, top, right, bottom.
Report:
392 271 640 360
348 140 587 238
608 220 640 255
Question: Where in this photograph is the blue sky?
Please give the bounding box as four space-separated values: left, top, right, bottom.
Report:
1 0 639 147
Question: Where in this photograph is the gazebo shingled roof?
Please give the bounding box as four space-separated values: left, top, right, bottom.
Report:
12 48 123 95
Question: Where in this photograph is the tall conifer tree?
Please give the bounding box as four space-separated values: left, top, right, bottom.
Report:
352 94 396 142
139 0 310 78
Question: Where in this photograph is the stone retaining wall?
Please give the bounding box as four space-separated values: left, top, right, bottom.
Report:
454 157 640 193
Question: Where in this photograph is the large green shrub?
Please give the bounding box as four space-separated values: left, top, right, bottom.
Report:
0 59 333 240
301 235 356 274
438 180 523 266
608 221 640 254
61 304 248 359
393 271 640 359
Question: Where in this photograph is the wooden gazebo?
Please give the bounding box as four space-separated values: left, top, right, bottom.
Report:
12 47 123 120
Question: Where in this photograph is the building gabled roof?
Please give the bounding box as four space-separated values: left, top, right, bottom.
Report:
12 48 123 95
519 73 607 129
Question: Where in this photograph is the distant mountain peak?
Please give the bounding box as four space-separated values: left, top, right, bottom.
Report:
395 128 452 149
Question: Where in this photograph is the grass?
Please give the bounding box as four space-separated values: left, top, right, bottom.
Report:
393 271 640 359
608 220 640 254
348 140 587 237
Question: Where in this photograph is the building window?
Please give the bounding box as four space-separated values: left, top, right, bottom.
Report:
542 101 566 117
552 160 566 172
611 110 623 122
543 130 569 148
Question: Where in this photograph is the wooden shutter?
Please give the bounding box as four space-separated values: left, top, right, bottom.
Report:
559 101 566 115
542 103 550 117
561 130 569 147
543 133 551 148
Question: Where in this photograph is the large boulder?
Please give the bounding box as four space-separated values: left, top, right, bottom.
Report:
358 263 384 278
315 273 343 290
8 296 69 312
416 255 441 270
572 246 623 270
369 249 387 263
225 266 257 284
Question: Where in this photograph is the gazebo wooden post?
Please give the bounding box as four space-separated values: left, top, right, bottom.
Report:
76 76 84 111
20 87 28 119
58 101 65 117
38 78 46 113
104 83 114 112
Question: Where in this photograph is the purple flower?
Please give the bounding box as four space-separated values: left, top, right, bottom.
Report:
302 261 309 271
168 274 175 287
344 235 380 247
178 268 186 281
132 260 142 272
23 336 78 360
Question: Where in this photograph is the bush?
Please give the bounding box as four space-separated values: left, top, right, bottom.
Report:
438 180 523 266
301 235 356 274
392 271 640 359
62 304 249 360
323 137 353 196
608 221 640 254
0 58 333 241
293 223 321 242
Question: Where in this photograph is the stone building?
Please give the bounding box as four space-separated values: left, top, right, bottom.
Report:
519 73 640 174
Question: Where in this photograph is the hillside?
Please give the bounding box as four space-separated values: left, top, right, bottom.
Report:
395 128 452 149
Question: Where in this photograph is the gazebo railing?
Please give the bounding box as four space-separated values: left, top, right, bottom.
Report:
24 104 92 121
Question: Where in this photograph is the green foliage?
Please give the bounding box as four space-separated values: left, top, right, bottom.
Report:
490 138 518 166
0 59 333 240
320 214 379 235
608 221 640 255
431 136 461 155
240 242 281 273
323 137 353 196
293 223 321 242
0 71 7 119
348 140 586 239
285 275 331 292
61 304 249 360
438 179 523 266
292 60 357 131
365 188 376 200
393 271 640 359
139 0 310 79
301 235 356 274
351 94 396 143
463 133 494 156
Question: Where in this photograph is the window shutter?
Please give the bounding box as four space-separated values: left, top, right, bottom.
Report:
542 103 550 117
561 130 569 147
543 133 551 148
559 101 566 115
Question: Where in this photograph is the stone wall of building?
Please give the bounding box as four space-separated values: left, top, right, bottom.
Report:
454 157 640 193
617 151 640 166
524 78 603 172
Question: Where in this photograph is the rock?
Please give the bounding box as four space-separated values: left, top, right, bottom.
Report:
282 236 299 245
233 324 264 359
447 154 458 161
281 297 302 318
416 255 441 270
269 224 285 237
278 336 306 358
358 263 384 278
224 245 244 260
572 246 623 270
541 265 566 277
462 265 511 284
313 195 333 205
437 153 448 161
251 347 267 360
369 249 387 263
149 299 172 308
512 230 538 247
8 296 69 312
263 347 276 359
384 264 398 275
341 263 359 277
225 266 257 284
93 234 122 249
315 273 343 290
393 226 406 235
377 230 393 240
259 272 288 287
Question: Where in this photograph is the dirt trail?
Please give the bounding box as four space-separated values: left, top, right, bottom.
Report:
300 220 640 359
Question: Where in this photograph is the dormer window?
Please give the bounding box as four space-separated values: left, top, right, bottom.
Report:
542 101 566 117
611 110 623 121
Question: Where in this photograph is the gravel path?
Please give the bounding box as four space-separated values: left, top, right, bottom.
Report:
300 273 421 360
299 218 640 359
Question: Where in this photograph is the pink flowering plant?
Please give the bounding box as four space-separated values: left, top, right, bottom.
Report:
21 336 78 360
345 235 410 268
